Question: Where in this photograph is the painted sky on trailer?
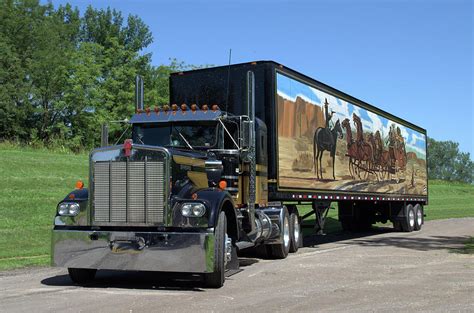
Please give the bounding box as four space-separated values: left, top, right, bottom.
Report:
46 0 473 157
276 73 427 158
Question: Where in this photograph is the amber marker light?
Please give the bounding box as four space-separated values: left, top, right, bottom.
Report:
190 104 197 112
145 107 151 115
218 180 227 190
163 104 170 114
201 104 209 112
211 104 219 112
75 180 84 190
181 104 187 112
191 193 198 200
154 106 160 114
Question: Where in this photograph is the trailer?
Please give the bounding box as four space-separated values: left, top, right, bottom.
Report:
52 61 428 287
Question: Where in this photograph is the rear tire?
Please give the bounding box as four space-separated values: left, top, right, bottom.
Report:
413 204 423 231
68 268 96 284
400 204 415 232
266 207 290 259
289 210 302 253
204 212 226 288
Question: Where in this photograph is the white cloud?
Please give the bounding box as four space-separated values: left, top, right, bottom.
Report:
410 133 426 146
277 90 319 105
367 111 383 133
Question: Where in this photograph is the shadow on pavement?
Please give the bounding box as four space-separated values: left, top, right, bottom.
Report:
301 217 471 252
41 257 256 291
41 270 206 291
345 234 471 252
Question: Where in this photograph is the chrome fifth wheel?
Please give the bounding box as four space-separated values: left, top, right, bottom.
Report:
289 209 302 253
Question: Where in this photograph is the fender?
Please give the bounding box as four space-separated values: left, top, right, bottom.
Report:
195 188 240 241
62 188 89 202
55 188 89 226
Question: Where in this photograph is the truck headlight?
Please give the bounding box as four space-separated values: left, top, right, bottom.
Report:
181 203 206 217
57 202 80 217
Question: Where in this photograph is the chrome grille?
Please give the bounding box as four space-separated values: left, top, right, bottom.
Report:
93 159 166 225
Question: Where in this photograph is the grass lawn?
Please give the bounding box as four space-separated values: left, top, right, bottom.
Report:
0 145 88 270
0 144 473 270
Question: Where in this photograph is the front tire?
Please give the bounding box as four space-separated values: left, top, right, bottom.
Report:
204 211 226 288
266 207 290 259
289 210 302 253
68 268 96 284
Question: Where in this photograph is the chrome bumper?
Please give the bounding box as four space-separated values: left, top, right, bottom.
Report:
52 229 215 273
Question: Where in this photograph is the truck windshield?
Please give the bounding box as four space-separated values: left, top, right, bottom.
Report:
133 123 218 149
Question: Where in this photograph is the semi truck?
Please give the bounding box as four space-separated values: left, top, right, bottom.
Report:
52 61 428 287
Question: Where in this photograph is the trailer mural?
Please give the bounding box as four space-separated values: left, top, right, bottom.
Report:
276 72 428 196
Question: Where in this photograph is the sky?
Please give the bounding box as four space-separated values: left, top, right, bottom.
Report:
47 0 473 157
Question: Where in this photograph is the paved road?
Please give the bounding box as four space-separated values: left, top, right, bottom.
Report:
1 218 473 313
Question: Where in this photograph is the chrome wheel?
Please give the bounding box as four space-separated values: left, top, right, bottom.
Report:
224 233 232 265
283 215 290 249
408 209 415 228
293 216 300 246
416 209 422 227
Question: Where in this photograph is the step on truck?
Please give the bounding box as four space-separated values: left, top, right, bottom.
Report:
52 61 428 287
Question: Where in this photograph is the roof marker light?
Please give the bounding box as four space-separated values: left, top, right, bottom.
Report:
163 104 170 114
190 104 198 112
201 104 209 112
211 104 219 112
145 107 151 115
154 106 160 114
181 104 188 111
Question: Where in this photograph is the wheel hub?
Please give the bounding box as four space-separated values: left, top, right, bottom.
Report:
224 233 232 265
283 216 290 248
409 210 415 228
294 217 300 244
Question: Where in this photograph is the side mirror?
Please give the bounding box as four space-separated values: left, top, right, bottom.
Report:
101 123 109 147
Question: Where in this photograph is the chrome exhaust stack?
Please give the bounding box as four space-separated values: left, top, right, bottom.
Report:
135 75 144 111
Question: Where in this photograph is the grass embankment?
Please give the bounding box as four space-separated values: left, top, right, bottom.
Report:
0 144 473 270
0 145 88 270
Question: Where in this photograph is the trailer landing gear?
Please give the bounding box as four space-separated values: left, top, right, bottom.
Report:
300 201 332 235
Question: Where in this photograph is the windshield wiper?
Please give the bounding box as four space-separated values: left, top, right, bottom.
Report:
173 127 194 150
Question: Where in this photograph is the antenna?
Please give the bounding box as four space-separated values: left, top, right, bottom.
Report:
225 49 232 116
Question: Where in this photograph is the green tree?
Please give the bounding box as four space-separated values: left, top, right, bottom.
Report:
0 1 204 151
427 138 474 184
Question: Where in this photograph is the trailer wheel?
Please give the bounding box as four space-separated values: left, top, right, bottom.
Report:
289 210 302 253
266 207 290 259
400 204 415 232
414 204 423 231
204 211 226 288
68 268 96 284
